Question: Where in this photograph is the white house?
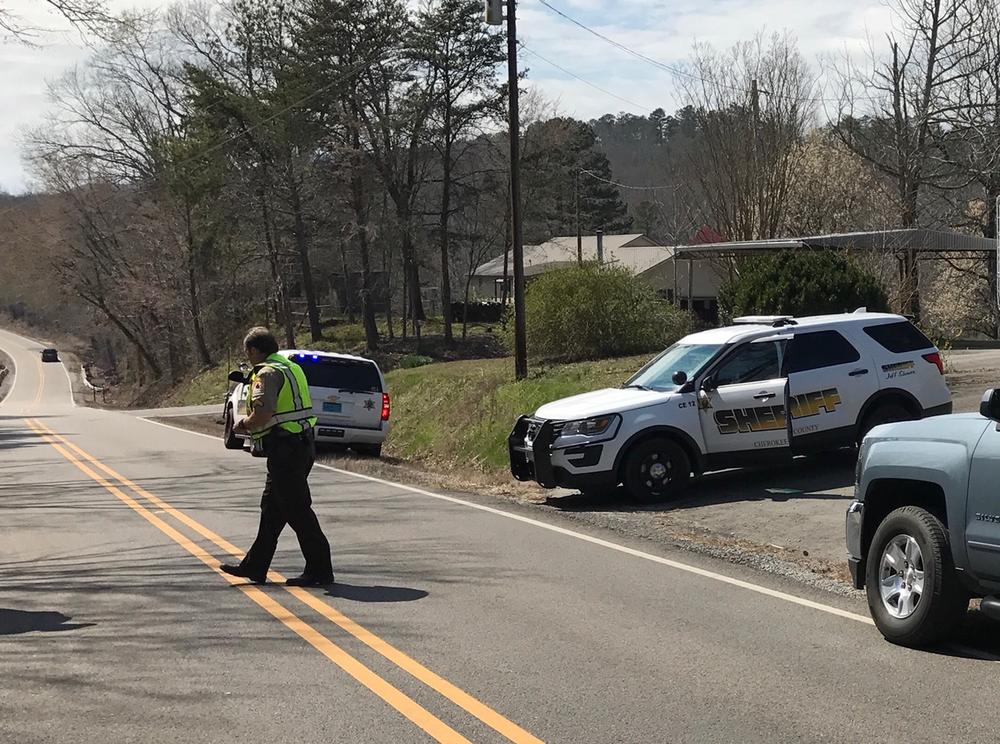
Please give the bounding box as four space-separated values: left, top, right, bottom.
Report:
472 233 724 319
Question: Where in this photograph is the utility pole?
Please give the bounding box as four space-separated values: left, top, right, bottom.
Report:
995 195 999 338
576 170 582 264
488 0 527 379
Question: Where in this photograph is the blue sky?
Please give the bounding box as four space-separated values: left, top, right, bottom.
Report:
0 0 893 193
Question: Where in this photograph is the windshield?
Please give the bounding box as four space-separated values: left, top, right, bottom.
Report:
626 343 723 391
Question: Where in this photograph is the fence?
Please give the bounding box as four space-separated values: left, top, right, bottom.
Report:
81 363 108 403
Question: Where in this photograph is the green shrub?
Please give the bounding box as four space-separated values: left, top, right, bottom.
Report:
400 354 434 369
718 251 888 321
509 263 693 362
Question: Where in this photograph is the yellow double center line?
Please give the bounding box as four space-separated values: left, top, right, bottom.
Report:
24 418 542 744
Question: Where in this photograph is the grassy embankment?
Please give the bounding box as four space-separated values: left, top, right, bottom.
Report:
164 351 650 477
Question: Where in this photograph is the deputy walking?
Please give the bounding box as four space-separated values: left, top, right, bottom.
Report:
221 327 335 587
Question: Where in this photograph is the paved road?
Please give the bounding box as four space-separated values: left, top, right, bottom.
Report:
4 327 1000 744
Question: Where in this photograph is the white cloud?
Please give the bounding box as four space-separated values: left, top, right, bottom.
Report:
0 0 897 193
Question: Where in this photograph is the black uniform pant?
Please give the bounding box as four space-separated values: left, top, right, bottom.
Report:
240 431 333 578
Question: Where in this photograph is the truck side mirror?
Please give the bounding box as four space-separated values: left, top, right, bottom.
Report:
228 370 248 384
980 389 1000 422
672 370 688 386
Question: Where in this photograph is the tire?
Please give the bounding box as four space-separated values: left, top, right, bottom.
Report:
223 408 244 450
865 506 967 647
621 437 691 504
858 402 913 444
353 443 382 458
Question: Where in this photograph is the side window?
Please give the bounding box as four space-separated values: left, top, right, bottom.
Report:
786 331 860 374
712 341 785 387
863 321 934 353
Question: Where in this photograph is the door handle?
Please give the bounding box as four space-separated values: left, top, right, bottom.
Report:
753 392 775 400
849 368 869 377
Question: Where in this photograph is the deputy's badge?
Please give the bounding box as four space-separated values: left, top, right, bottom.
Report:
252 379 264 395
363 399 375 410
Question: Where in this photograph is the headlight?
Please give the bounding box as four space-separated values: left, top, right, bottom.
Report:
561 415 617 438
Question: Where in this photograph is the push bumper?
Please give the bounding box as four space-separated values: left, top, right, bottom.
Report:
509 416 558 487
508 416 618 491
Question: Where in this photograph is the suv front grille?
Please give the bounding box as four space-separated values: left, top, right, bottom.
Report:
525 419 565 442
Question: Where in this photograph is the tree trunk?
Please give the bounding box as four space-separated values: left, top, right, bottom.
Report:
288 174 323 342
439 130 454 344
357 227 379 350
259 188 295 347
339 240 355 323
184 203 213 367
401 251 409 341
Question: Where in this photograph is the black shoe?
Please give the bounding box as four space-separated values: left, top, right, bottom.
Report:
286 573 335 587
220 564 267 584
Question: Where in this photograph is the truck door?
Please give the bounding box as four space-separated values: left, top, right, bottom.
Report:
785 329 876 453
966 428 1000 580
698 338 789 455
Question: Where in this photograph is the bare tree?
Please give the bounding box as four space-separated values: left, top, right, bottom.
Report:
676 31 817 241
832 0 984 315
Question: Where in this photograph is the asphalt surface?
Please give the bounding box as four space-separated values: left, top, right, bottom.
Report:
4 327 1000 744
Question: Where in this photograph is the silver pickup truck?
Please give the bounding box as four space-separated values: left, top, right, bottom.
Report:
848 389 1000 646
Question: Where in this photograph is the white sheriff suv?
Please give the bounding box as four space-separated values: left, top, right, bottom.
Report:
509 311 951 502
223 349 390 456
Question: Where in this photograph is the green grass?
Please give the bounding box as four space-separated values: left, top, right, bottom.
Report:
162 340 654 477
383 354 650 473
162 365 232 407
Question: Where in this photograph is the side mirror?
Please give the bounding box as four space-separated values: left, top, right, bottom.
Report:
228 370 248 384
700 374 717 392
671 370 688 386
980 389 1000 421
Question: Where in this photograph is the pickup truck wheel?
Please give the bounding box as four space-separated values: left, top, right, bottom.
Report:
865 506 967 647
622 437 690 504
858 403 913 444
223 408 244 450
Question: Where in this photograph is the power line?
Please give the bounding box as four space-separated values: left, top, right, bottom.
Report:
533 0 849 106
520 44 654 112
579 168 681 192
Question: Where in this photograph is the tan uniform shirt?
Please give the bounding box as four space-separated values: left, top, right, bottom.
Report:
250 365 285 412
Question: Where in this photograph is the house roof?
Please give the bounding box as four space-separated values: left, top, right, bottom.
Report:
673 229 997 258
473 234 673 278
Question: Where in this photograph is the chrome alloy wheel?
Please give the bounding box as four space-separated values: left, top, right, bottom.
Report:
878 534 925 619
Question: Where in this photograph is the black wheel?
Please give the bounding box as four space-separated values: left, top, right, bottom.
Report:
621 437 691 504
353 443 382 457
223 408 244 450
858 402 913 443
865 506 967 647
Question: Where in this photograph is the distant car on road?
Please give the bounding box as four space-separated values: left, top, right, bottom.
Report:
510 311 951 503
849 388 1000 646
41 348 59 363
223 349 390 457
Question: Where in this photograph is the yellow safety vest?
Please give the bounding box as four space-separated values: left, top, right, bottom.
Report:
245 353 317 440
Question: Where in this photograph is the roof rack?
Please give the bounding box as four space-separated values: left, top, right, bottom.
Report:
732 315 798 328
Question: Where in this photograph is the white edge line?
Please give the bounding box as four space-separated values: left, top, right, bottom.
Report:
137 415 875 627
61 361 76 407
